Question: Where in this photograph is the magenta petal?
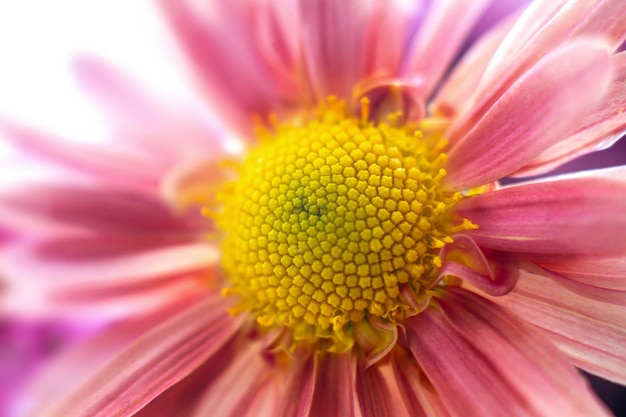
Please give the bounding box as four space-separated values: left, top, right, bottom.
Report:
488 271 626 385
445 40 611 190
28 296 241 417
456 173 626 257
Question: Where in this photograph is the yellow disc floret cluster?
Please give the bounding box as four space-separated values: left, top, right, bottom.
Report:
215 99 472 352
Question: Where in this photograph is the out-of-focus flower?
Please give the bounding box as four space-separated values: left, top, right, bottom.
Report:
1 1 626 416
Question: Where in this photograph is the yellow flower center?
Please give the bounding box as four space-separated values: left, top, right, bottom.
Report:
214 98 472 353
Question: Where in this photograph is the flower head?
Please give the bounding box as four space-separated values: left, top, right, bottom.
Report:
2 1 626 416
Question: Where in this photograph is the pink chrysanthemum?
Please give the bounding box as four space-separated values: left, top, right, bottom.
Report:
1 1 626 416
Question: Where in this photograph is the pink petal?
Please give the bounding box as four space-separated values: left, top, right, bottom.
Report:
277 353 358 417
455 172 626 256
190 340 281 417
307 353 358 417
405 289 611 416
403 0 491 101
533 263 626 307
439 234 518 296
0 184 204 235
390 351 453 417
405 308 534 417
355 360 409 417
276 358 316 417
31 296 241 417
1 240 218 289
451 0 626 142
132 338 238 417
297 0 371 99
442 287 611 416
361 1 428 79
19 301 195 417
430 10 519 119
487 271 626 385
538 255 626 292
0 119 163 188
157 0 286 132
445 40 611 190
514 51 626 177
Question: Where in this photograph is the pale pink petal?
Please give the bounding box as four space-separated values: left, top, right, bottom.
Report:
452 0 626 141
356 359 412 417
486 271 626 385
439 287 611 416
403 0 491 101
157 0 286 132
445 40 611 190
430 10 519 119
514 51 626 176
161 158 236 211
0 119 163 188
191 340 281 417
74 57 228 162
439 234 518 296
390 351 453 417
455 174 626 256
30 296 242 417
297 0 371 99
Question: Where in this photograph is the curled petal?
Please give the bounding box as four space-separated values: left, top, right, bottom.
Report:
439 234 518 296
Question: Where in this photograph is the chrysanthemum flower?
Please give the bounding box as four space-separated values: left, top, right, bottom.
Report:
2 0 626 416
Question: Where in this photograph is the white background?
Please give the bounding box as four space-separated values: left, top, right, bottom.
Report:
0 0 193 148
